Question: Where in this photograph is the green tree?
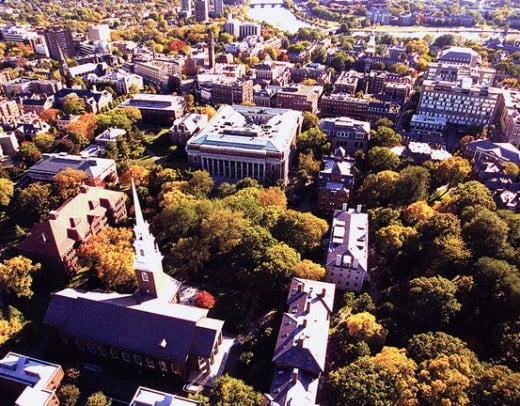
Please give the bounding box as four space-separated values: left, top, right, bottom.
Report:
16 142 43 167
415 212 470 275
0 256 40 298
327 349 417 406
471 364 520 406
407 331 478 364
254 242 300 289
185 170 214 198
369 126 402 148
366 147 400 173
311 45 327 64
396 166 430 205
452 181 496 213
375 224 416 256
33 133 55 152
301 111 320 132
357 170 400 208
409 276 462 324
387 62 409 75
472 257 520 323
273 210 328 255
210 374 263 406
297 127 330 159
13 182 56 225
158 190 200 241
62 93 86 115
462 207 509 257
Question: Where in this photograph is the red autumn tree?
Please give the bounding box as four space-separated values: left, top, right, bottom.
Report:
194 290 215 309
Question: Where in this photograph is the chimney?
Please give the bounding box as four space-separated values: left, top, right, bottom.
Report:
342 202 348 212
298 335 305 347
356 204 362 213
49 210 58 220
291 368 299 385
302 318 307 328
305 301 311 313
321 287 327 297
297 283 303 293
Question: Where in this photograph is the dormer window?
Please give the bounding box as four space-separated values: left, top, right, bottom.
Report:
141 272 149 282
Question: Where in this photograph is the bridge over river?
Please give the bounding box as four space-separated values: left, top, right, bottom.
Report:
249 0 285 8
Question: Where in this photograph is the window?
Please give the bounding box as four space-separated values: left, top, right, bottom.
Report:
134 354 143 365
75 339 85 351
159 360 167 372
146 357 155 369
122 351 131 362
141 272 149 282
110 348 120 359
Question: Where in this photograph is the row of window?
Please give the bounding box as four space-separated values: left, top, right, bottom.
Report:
77 339 184 374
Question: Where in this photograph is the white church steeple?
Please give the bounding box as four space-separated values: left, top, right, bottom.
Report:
132 179 166 299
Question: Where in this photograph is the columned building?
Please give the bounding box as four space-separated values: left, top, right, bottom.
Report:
186 105 303 185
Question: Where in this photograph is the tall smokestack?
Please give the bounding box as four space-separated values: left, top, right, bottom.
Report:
208 28 215 69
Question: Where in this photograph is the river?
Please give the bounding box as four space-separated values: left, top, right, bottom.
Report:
247 2 512 40
247 2 314 33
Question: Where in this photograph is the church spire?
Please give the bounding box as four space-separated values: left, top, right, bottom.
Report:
131 180 166 300
131 178 145 228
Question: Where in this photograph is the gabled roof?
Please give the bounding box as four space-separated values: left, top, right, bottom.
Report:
272 278 335 375
267 368 319 406
17 186 124 260
43 288 223 363
325 210 368 274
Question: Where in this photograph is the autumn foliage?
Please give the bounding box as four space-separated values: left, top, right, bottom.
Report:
194 290 215 309
65 113 97 141
77 227 135 291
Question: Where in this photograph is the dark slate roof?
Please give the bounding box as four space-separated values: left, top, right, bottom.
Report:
43 289 223 363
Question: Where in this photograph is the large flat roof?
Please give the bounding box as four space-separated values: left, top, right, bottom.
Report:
187 105 301 154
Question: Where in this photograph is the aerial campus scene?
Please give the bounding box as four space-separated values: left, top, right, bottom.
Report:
0 0 519 405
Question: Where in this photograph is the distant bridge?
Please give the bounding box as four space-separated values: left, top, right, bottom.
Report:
249 0 285 8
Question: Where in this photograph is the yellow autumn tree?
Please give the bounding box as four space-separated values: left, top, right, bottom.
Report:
78 227 135 291
0 256 41 298
0 306 25 346
53 168 87 202
403 201 435 225
293 259 326 281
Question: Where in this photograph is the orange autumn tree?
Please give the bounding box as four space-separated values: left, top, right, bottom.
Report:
65 113 97 142
194 290 215 309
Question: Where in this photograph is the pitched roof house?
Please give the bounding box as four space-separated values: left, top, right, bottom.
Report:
265 278 335 406
324 207 369 292
43 183 225 381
